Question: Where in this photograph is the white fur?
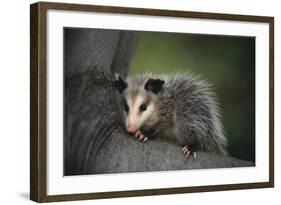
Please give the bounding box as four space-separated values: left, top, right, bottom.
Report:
125 94 156 131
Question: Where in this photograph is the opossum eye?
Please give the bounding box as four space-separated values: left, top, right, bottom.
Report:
139 104 147 112
124 104 129 113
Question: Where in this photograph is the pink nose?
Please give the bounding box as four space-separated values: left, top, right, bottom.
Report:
126 125 137 134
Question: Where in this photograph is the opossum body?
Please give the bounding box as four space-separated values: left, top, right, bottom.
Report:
114 73 227 158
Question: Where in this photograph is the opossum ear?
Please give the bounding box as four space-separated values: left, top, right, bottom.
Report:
114 74 127 94
145 78 165 94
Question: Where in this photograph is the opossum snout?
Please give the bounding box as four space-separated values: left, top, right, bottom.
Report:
126 125 137 134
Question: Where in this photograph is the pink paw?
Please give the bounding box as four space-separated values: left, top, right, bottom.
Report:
134 130 148 143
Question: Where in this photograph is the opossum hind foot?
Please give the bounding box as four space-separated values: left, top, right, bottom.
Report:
135 130 148 143
182 145 197 159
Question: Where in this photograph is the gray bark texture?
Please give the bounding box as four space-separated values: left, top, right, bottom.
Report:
64 28 253 175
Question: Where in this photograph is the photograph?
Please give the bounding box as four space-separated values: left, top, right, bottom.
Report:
63 28 255 176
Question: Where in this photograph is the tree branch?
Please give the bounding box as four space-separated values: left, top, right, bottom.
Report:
64 68 253 175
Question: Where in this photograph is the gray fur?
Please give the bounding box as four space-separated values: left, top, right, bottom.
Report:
121 73 227 155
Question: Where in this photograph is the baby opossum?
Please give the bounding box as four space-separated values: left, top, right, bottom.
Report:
114 73 227 158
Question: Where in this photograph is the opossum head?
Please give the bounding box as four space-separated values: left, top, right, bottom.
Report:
114 74 165 134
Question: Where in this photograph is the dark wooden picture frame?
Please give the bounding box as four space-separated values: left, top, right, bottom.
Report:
30 1 274 202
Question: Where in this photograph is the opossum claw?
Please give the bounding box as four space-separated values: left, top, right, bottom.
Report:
142 137 148 143
185 151 191 158
139 134 145 141
182 146 188 153
139 135 149 143
134 130 148 143
182 146 190 157
182 145 197 159
182 147 189 155
193 152 197 159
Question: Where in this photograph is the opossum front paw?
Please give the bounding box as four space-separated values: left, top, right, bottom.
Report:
135 130 149 143
182 145 197 159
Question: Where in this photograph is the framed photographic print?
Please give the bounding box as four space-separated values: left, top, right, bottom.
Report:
30 1 274 202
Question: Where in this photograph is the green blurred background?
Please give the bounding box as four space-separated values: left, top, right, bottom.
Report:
128 31 255 162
